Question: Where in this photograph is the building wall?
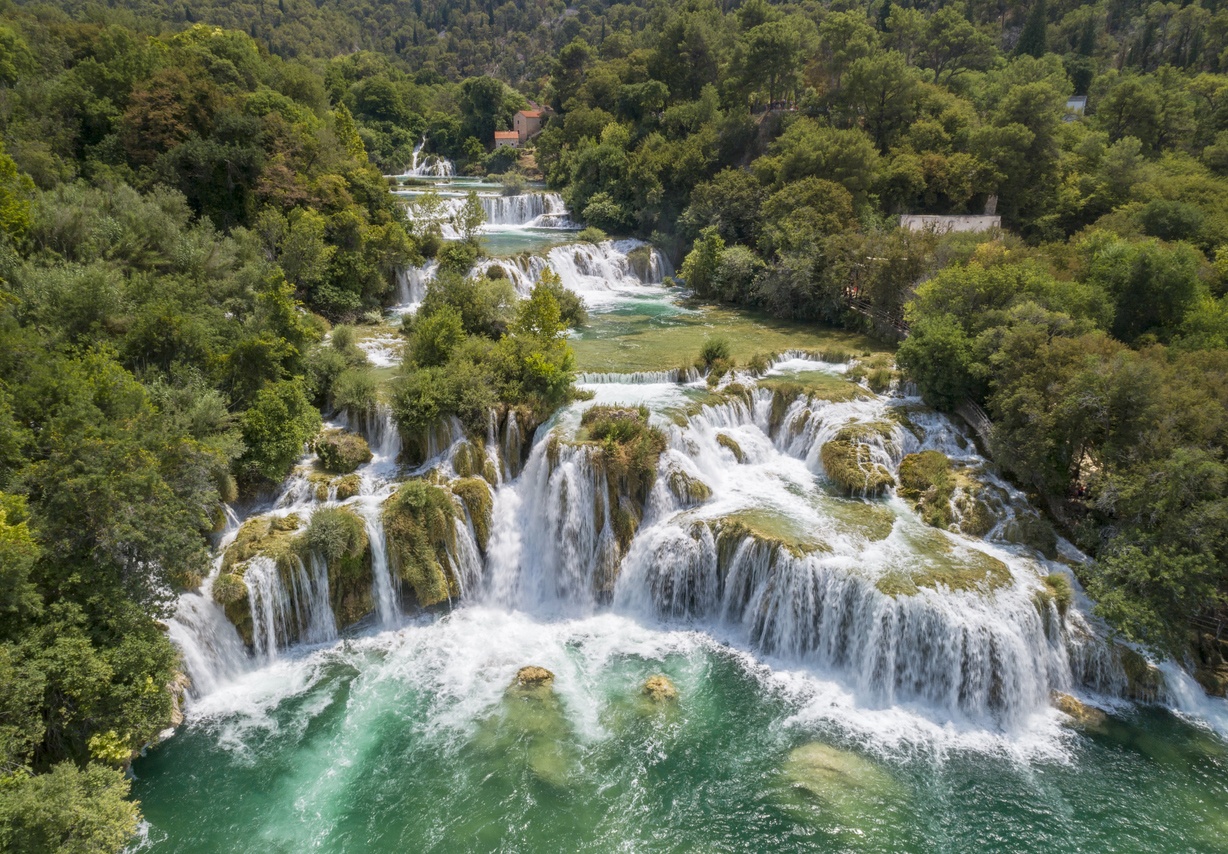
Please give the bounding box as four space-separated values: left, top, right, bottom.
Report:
514 112 543 145
899 215 1001 233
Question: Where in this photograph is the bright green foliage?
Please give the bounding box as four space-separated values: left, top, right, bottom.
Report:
0 763 139 854
0 146 34 241
240 380 322 484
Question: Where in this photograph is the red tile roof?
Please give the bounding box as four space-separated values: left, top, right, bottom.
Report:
517 110 544 118
494 131 519 139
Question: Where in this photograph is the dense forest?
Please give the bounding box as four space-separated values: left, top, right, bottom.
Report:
1 0 1227 848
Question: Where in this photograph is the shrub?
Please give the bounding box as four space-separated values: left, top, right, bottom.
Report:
331 367 379 414
315 429 373 473
577 226 607 243
699 336 732 368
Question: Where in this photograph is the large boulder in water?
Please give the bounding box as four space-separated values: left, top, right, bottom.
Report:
314 428 372 474
819 424 896 497
1052 692 1107 729
510 666 555 692
642 674 678 702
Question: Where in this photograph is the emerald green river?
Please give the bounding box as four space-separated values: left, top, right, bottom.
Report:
133 609 1228 853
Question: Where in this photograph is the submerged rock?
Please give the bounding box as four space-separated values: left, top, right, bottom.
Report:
642 674 678 702
1052 692 1107 729
782 742 897 808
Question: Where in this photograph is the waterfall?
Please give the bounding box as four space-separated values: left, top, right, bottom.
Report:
398 137 454 178
485 439 619 611
394 261 437 313
479 192 573 228
468 239 672 298
244 553 337 660
360 505 400 627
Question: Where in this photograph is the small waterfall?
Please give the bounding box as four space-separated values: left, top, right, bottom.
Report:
394 261 437 313
360 505 399 627
244 553 337 660
578 368 702 385
480 192 573 227
399 137 454 178
468 239 672 298
166 588 249 699
485 438 618 611
614 526 1065 726
165 508 250 697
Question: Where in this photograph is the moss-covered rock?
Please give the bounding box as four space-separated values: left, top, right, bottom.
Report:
847 353 897 393
667 469 712 507
512 665 555 690
898 451 955 527
452 477 493 551
876 530 1011 597
782 742 898 809
211 572 247 605
898 451 1000 537
714 510 831 559
452 439 489 480
1118 646 1163 702
301 507 373 627
383 480 460 607
1034 573 1073 620
315 428 372 474
642 674 678 702
1052 692 1107 729
574 405 668 568
307 471 362 501
820 439 894 497
716 432 746 463
221 513 303 573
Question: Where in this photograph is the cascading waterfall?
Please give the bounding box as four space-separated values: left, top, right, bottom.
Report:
470 239 672 297
165 352 1192 738
394 260 437 312
398 137 454 178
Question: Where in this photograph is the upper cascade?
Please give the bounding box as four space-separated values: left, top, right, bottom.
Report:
471 239 673 297
396 137 455 179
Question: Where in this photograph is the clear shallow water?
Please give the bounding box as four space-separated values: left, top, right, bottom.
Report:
133 608 1228 853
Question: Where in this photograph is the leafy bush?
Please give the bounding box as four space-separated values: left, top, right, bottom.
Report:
698 337 731 367
314 429 372 473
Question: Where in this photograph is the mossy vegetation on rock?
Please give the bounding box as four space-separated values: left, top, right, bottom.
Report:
782 742 899 812
314 428 372 474
302 507 374 627
214 508 376 644
667 468 712 507
452 477 493 552
876 529 1011 597
577 405 667 553
1053 692 1107 729
897 451 1001 537
1034 572 1074 621
642 674 678 702
847 353 897 393
383 480 461 607
716 432 745 463
1118 646 1164 702
307 470 361 501
714 510 831 559
820 423 896 497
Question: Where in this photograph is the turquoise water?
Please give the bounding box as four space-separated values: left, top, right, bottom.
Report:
132 609 1228 853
